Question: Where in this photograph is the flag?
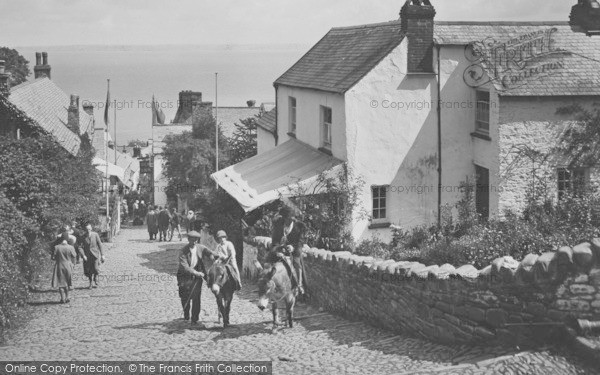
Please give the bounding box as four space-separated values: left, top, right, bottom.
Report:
152 95 165 125
104 79 110 127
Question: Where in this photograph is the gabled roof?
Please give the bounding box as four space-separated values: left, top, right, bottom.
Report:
434 22 600 96
256 107 276 134
274 21 405 94
9 78 96 155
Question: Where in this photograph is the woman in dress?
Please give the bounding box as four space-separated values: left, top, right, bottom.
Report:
51 231 77 303
81 223 105 289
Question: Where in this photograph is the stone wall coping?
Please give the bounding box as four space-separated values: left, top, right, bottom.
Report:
245 236 600 285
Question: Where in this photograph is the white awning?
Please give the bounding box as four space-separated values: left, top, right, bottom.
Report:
211 139 344 212
93 157 126 182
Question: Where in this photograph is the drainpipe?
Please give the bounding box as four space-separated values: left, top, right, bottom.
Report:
436 43 442 228
274 84 279 146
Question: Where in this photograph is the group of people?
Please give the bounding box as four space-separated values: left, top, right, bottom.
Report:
51 222 105 303
146 206 183 241
176 204 307 325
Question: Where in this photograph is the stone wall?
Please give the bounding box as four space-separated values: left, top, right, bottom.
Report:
245 236 600 346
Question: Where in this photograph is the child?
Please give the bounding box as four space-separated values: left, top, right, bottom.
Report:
51 231 77 303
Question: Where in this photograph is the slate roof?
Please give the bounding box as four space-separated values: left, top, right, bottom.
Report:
434 22 600 96
9 78 96 155
274 21 405 94
256 107 276 134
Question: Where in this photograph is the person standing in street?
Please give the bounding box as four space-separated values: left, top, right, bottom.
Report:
170 207 182 241
157 206 171 242
51 231 77 303
186 210 195 233
81 223 105 289
177 231 211 325
146 206 158 240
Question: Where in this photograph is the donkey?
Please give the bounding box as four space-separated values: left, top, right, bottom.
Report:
255 260 296 330
206 257 236 328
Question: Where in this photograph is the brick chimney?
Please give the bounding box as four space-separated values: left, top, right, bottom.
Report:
173 90 203 123
82 102 94 116
67 95 80 135
400 0 436 73
34 52 51 79
0 60 10 97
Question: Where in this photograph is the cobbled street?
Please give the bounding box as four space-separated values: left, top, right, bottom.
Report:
1 228 597 375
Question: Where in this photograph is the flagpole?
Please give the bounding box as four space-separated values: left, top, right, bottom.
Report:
114 96 117 165
215 72 219 189
105 79 110 231
151 95 155 206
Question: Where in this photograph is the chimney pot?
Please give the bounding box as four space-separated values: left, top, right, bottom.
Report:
82 102 94 116
67 94 80 135
400 0 436 73
34 52 51 79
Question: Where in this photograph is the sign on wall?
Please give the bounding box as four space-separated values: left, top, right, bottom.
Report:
463 28 570 91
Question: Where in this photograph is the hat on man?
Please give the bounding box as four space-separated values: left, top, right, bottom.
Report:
187 231 202 239
216 230 227 238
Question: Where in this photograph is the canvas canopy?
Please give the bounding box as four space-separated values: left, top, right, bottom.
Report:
211 139 344 212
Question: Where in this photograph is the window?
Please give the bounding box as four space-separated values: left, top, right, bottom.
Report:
475 165 490 221
475 90 490 133
372 186 388 221
321 106 332 149
557 168 587 199
289 97 297 135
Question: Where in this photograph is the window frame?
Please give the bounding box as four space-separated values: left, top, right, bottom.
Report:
289 96 297 135
371 185 388 223
475 90 490 134
320 105 332 150
557 167 587 200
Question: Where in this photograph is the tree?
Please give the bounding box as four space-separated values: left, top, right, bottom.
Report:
554 104 600 168
0 47 30 87
228 117 257 164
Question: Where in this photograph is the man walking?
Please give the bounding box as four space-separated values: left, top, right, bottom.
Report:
146 206 158 240
177 231 211 325
157 206 171 242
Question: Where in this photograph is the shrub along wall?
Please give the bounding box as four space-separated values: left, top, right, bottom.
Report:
244 237 600 346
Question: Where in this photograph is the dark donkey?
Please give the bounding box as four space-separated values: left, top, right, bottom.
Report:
254 260 296 330
207 257 236 328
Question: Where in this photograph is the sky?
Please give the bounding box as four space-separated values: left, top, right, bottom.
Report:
1 0 575 47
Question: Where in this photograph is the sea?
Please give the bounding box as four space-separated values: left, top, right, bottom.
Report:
15 44 309 143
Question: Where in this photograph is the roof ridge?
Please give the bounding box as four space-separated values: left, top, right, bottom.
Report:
435 21 570 26
331 20 402 31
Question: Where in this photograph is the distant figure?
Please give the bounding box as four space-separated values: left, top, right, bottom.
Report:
158 206 172 242
200 222 218 252
140 200 147 219
146 206 158 240
52 231 77 303
186 210 195 233
214 230 242 291
133 200 140 220
81 223 105 289
170 208 182 241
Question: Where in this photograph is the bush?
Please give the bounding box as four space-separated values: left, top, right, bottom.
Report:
0 191 36 334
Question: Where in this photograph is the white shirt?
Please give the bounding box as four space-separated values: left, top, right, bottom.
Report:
189 245 198 269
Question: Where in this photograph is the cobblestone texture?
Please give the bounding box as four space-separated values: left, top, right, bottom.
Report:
0 228 597 374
